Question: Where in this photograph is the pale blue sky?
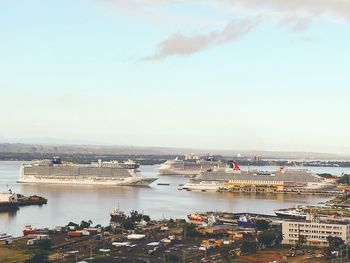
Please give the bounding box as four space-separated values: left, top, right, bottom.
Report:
0 0 349 153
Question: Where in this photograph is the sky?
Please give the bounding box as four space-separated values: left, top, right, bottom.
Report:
0 0 349 154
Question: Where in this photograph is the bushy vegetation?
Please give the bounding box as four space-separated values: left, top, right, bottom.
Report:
338 174 350 185
254 219 269 231
24 253 51 263
220 244 237 261
327 236 344 249
240 240 257 255
113 210 151 231
24 240 53 263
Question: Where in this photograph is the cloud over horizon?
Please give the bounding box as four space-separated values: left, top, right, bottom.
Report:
145 18 259 60
102 0 350 59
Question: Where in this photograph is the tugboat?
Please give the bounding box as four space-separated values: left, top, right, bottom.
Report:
110 209 127 223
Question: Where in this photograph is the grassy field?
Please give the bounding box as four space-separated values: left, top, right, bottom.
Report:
0 238 37 263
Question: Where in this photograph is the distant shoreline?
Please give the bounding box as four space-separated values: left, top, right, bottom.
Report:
1 152 350 168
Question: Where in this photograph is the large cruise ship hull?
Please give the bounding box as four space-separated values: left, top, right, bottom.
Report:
158 168 199 176
181 162 336 192
182 181 223 191
17 175 157 186
19 165 157 186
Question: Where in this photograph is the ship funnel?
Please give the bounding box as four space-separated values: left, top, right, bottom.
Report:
228 160 240 171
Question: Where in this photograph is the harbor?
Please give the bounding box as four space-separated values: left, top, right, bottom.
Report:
1 161 349 238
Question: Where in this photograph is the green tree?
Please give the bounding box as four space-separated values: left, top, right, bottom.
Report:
79 220 92 229
165 254 180 262
38 239 52 251
24 253 51 263
327 236 344 249
130 210 143 222
255 219 269 231
184 223 198 237
142 215 151 222
338 174 350 185
257 230 276 248
298 235 307 247
274 230 283 246
220 244 236 261
240 241 257 255
104 225 112 231
123 220 135 230
168 218 176 227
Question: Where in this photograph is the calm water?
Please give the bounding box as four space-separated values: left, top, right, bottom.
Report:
1 161 350 236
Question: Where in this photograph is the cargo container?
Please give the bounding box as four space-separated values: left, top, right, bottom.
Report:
68 231 82 237
23 226 37 236
81 230 90 236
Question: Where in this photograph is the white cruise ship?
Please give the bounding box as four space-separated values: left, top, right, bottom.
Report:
158 157 221 176
18 157 157 186
182 161 336 191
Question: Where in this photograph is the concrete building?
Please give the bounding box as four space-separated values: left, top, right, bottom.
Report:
282 218 350 246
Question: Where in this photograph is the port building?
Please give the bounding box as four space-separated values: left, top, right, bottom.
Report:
282 218 350 246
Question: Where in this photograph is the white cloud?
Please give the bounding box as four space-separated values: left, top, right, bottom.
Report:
145 18 259 59
101 0 350 58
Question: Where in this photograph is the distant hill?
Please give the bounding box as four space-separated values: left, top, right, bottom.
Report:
0 143 349 160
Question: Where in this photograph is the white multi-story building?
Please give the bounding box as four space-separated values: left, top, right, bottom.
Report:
282 218 350 246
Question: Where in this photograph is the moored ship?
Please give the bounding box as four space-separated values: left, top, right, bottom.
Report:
182 161 336 192
18 157 157 186
0 192 18 212
158 156 221 176
274 205 308 219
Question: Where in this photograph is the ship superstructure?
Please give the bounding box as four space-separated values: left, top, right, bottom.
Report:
18 157 157 186
158 156 221 176
183 161 336 191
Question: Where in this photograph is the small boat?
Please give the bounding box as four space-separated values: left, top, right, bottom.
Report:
187 213 207 224
275 205 307 219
